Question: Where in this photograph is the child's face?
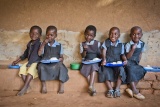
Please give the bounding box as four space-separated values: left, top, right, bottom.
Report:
46 29 57 42
85 30 95 42
109 29 120 43
29 29 41 41
130 28 143 43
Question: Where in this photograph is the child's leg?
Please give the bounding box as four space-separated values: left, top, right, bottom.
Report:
130 81 145 100
21 74 26 82
134 81 138 86
88 71 96 95
21 74 31 93
130 82 139 94
125 81 139 98
115 76 122 90
114 76 122 97
105 80 114 98
88 71 96 88
17 74 33 96
105 80 113 90
87 75 90 84
58 81 64 94
41 81 47 94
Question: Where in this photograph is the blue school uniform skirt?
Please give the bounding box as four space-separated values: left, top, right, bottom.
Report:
98 66 126 83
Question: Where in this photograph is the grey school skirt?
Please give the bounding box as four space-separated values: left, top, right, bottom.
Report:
125 60 146 83
98 66 126 83
80 63 99 78
38 62 69 83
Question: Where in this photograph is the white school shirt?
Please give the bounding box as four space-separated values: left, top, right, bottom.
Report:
125 40 145 53
101 39 124 54
42 40 63 55
80 40 101 53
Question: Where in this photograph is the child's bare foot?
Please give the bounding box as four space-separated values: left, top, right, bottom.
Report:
25 86 31 94
17 88 27 96
58 82 64 94
57 90 64 94
41 86 47 94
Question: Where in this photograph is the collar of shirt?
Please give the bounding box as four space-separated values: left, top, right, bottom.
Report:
47 40 60 47
29 38 40 45
129 40 142 48
85 40 94 45
110 40 120 47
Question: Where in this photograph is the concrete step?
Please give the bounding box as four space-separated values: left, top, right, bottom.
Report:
0 68 127 93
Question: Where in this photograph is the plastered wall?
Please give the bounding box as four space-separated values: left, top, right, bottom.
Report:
0 0 160 67
0 29 160 67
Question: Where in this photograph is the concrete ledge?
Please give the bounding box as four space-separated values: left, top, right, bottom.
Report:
0 68 127 93
0 68 160 94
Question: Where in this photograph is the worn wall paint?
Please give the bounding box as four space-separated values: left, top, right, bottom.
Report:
0 30 160 67
0 0 160 67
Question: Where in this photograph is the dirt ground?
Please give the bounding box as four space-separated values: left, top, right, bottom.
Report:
0 91 160 107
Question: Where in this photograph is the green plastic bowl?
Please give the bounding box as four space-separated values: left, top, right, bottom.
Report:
70 63 80 70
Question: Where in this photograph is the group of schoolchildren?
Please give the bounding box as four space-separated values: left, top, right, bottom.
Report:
12 25 146 100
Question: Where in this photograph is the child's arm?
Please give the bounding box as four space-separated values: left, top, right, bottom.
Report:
38 39 49 56
101 48 107 65
12 57 22 65
81 51 87 58
100 41 107 65
59 54 64 62
139 43 145 61
120 44 127 65
59 44 64 62
12 48 28 65
126 43 137 59
121 54 127 65
139 52 142 61
81 43 88 58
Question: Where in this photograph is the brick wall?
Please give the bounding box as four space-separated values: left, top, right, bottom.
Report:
137 72 160 95
0 67 159 95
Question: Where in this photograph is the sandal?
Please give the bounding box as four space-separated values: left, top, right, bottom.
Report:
105 90 114 98
114 90 121 98
88 86 96 96
90 90 97 96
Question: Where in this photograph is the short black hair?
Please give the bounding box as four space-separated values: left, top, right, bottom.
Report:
130 26 142 34
84 25 96 36
30 25 42 35
109 27 120 35
46 25 57 34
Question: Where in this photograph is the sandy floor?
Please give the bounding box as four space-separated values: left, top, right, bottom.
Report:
0 91 160 107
